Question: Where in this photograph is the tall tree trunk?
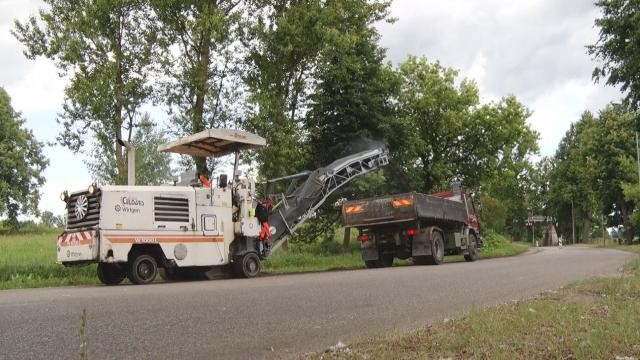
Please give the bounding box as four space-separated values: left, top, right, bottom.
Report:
343 227 351 253
114 9 126 185
617 194 634 244
192 17 212 176
581 218 591 243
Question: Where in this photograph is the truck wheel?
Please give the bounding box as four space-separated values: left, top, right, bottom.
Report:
233 252 261 278
97 263 126 285
364 260 380 268
380 254 394 267
412 256 429 265
464 233 478 262
127 254 158 285
427 231 444 265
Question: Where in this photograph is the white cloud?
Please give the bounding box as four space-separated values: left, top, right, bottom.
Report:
378 0 620 157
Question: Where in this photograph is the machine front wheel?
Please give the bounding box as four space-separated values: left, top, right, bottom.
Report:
233 252 261 278
97 263 126 285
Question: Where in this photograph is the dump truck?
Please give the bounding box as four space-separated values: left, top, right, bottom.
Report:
342 186 481 268
56 128 389 285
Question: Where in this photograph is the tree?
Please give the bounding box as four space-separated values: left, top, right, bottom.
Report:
13 0 159 185
548 105 638 243
40 210 65 228
302 0 393 251
243 0 327 180
153 0 244 175
85 114 173 185
588 0 640 110
392 57 539 194
305 0 394 168
0 87 49 229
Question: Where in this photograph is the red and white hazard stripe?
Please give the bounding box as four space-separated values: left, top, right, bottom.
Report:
57 231 95 247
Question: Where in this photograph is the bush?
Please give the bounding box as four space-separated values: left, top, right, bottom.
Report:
482 231 510 251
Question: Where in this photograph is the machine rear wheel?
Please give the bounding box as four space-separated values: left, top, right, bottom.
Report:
128 254 158 285
427 231 444 265
97 263 126 285
233 252 261 278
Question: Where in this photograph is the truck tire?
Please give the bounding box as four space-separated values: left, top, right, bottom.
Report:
380 253 394 267
127 254 158 285
464 233 478 262
426 231 444 265
364 260 380 268
233 252 261 278
97 263 126 285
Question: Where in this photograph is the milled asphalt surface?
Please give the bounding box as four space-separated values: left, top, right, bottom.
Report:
0 246 634 360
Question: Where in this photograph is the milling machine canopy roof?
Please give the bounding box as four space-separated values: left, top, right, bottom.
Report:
157 128 266 157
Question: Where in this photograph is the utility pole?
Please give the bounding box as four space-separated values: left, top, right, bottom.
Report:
603 215 606 246
636 131 640 184
531 216 536 244
571 199 575 244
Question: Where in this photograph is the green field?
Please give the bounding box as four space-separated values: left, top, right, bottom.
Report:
0 230 96 289
0 229 525 290
309 245 640 360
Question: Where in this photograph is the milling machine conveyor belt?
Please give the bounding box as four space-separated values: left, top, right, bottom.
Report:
266 147 389 255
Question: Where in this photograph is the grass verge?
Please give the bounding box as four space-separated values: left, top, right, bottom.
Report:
262 231 526 274
1 230 525 289
0 230 96 290
310 245 640 360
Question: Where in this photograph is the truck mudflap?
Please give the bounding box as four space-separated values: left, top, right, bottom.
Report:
361 240 379 261
411 227 434 257
57 230 99 264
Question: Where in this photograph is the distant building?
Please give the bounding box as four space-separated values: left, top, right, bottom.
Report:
526 216 559 246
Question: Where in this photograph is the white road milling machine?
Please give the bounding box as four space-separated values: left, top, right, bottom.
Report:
56 128 389 285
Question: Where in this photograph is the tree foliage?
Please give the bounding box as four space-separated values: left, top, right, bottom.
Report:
0 88 49 229
40 210 65 228
13 0 159 185
589 0 640 110
548 105 638 243
390 57 539 192
85 114 172 185
153 0 244 175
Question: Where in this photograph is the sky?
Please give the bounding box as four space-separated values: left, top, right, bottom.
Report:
0 0 622 217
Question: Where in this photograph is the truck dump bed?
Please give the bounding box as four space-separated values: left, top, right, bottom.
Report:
343 192 467 227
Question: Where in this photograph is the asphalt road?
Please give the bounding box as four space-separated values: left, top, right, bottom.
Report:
0 247 634 360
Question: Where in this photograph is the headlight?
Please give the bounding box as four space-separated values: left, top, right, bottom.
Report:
88 183 98 195
60 191 68 202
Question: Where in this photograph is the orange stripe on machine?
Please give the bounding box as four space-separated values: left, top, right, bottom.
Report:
106 235 224 244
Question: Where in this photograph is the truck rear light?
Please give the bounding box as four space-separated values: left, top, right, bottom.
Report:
358 234 369 242
406 228 417 236
392 198 413 208
345 205 364 214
